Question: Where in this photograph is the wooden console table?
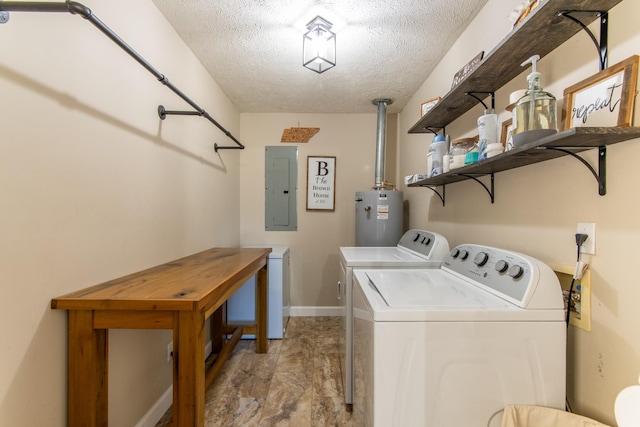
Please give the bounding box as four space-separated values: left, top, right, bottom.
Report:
51 247 271 427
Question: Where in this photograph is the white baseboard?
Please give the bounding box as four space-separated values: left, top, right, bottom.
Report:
135 385 173 427
135 340 213 427
289 306 343 317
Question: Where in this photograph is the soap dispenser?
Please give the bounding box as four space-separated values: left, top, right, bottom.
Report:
512 54 557 148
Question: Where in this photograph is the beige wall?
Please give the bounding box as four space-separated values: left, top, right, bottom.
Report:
399 0 640 424
3 0 639 425
0 1 241 426
239 113 398 307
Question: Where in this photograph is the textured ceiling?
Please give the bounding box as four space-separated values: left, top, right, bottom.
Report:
152 0 488 114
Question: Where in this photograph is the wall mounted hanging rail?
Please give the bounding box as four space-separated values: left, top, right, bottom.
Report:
0 1 244 152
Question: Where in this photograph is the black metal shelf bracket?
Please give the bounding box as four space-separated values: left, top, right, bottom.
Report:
0 1 245 152
465 91 496 111
558 10 609 71
424 185 446 207
456 173 495 203
544 146 607 195
425 126 446 136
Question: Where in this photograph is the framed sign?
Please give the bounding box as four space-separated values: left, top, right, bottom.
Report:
563 55 638 130
500 117 513 149
307 156 336 211
420 97 441 117
451 51 484 89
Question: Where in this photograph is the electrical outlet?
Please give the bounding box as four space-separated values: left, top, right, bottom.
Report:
167 341 173 362
577 222 596 255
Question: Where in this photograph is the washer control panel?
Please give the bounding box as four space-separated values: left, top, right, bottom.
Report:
397 229 448 259
442 244 538 307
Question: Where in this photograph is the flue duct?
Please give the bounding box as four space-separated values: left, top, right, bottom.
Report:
372 98 392 190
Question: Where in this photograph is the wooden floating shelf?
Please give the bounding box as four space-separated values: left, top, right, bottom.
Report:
408 127 640 188
408 0 624 134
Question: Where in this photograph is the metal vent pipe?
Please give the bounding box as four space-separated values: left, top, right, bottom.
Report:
372 98 392 190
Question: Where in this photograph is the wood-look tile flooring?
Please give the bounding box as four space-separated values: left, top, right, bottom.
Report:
156 316 354 426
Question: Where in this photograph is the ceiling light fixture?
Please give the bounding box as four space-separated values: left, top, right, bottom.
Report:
302 16 336 74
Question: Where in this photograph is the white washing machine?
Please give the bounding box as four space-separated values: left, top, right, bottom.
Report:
339 229 450 404
352 244 566 427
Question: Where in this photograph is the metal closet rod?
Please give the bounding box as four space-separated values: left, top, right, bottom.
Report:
0 1 244 152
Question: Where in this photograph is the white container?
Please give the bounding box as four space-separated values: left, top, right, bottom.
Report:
227 245 290 339
478 108 499 160
448 137 477 170
450 155 466 169
485 142 504 158
442 154 450 173
429 134 448 177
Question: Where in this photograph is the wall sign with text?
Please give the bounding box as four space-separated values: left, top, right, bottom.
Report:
306 156 336 211
563 55 638 129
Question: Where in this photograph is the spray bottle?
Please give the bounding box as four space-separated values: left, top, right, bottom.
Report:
512 54 557 148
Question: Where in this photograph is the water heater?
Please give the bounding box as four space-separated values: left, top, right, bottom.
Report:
355 190 403 247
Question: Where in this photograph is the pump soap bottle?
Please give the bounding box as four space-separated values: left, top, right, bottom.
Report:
512 54 557 148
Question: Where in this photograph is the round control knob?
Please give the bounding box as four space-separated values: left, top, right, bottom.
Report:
413 233 421 242
451 248 460 258
459 250 469 260
421 236 431 245
508 265 524 279
495 260 509 273
473 252 489 266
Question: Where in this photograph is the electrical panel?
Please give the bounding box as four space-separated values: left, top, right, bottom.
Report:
265 146 297 231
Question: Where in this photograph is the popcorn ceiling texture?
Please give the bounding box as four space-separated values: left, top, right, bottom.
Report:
152 0 487 114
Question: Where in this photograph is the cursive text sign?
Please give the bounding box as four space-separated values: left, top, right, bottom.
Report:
563 56 638 129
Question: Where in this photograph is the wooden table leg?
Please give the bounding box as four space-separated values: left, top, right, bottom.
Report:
67 310 108 427
173 310 205 427
255 264 268 353
211 305 223 355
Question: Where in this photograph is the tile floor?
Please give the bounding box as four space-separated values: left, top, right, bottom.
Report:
155 316 354 426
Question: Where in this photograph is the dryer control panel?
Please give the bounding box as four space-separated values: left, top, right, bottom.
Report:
442 244 540 308
397 229 450 260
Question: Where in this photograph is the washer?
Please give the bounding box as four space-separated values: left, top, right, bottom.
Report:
352 244 566 426
339 229 449 404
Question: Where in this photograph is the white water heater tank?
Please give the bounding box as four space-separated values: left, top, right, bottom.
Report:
355 190 403 247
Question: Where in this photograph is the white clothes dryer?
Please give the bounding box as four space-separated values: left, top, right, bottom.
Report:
338 229 449 404
352 244 566 427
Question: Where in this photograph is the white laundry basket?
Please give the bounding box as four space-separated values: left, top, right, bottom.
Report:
499 405 610 427
491 376 640 427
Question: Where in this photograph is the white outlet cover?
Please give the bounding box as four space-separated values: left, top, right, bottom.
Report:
577 222 596 255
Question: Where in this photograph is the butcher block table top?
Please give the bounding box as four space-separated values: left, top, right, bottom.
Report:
52 247 271 312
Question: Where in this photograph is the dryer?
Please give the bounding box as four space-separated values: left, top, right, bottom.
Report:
352 244 566 426
338 229 449 404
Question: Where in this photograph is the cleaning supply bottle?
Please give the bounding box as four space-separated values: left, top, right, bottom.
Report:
477 108 499 160
429 134 448 177
512 54 557 148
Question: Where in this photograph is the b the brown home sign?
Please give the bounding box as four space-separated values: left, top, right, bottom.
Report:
307 156 336 211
